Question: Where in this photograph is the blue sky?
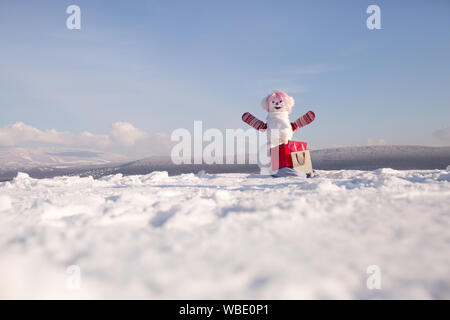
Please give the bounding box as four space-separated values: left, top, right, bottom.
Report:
1 0 449 155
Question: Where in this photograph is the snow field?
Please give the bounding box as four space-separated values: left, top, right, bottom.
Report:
0 169 449 299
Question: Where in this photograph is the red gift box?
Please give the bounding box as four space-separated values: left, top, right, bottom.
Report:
270 141 307 170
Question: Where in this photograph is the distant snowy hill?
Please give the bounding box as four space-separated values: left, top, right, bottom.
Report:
0 147 129 170
311 145 450 170
0 145 449 180
101 145 450 175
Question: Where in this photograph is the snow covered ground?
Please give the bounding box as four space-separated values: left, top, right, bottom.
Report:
0 168 449 299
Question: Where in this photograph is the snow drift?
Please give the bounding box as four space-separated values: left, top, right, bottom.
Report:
0 169 449 299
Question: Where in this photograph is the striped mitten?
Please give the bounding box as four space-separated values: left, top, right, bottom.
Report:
242 112 267 131
291 111 315 131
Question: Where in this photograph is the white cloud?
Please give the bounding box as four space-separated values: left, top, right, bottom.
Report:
433 126 450 142
0 122 148 149
0 122 70 147
154 132 171 145
367 138 386 146
109 122 148 147
77 131 111 148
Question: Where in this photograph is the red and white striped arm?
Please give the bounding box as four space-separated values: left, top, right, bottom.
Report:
242 112 267 131
291 111 315 132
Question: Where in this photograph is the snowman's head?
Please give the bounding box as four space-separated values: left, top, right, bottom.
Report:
262 90 295 114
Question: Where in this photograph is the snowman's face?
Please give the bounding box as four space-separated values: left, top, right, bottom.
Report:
269 98 286 113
